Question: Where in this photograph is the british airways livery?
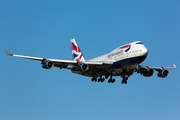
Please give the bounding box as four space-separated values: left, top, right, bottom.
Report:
5 39 177 84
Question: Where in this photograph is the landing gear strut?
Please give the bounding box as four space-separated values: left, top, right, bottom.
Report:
121 76 128 84
108 73 115 83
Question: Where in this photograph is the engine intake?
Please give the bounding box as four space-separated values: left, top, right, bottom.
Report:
76 64 89 71
158 70 169 78
143 69 154 77
42 60 54 69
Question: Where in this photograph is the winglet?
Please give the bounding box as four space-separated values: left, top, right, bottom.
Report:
173 64 177 69
5 50 13 56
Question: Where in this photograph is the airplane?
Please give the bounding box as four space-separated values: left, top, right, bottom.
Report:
5 38 177 84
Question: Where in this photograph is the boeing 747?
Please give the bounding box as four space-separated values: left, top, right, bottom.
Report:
5 39 177 84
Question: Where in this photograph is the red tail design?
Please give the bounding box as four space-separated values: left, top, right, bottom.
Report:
71 42 81 52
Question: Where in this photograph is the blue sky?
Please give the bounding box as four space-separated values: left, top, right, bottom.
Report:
1 0 180 120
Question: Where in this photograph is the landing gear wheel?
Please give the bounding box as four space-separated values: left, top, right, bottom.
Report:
101 78 105 82
108 72 115 83
125 80 127 84
91 77 97 82
121 76 128 84
98 78 101 82
108 79 112 83
112 78 115 83
121 80 124 84
97 77 105 82
108 79 111 83
108 78 115 83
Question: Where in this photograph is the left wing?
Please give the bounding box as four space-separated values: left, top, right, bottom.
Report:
138 64 177 72
137 64 177 78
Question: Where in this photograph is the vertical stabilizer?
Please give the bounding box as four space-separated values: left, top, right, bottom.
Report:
70 38 86 61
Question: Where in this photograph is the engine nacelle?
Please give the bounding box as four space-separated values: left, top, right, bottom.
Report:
158 70 169 78
76 64 89 71
143 69 154 77
42 60 54 69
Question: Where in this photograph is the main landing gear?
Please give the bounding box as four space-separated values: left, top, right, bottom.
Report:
98 76 105 82
91 76 105 82
91 73 129 84
91 74 115 83
108 74 115 83
121 76 128 84
91 76 97 82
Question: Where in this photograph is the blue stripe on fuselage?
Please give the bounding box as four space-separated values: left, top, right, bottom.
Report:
125 47 130 52
111 56 147 68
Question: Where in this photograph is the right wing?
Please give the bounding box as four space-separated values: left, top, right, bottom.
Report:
5 50 113 70
5 50 77 69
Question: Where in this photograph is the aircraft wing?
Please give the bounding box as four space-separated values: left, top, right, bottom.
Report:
5 50 113 69
5 50 77 68
84 61 113 65
138 64 177 72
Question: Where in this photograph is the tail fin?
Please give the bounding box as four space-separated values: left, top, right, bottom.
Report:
70 38 86 61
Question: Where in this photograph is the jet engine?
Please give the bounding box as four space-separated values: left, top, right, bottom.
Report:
157 70 169 78
76 63 89 71
143 69 154 77
42 60 54 69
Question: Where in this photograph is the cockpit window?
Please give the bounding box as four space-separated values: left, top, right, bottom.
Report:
136 42 143 44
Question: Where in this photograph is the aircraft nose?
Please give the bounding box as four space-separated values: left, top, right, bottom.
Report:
143 47 148 56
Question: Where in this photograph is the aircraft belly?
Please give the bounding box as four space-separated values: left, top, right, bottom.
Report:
112 55 147 68
71 56 147 77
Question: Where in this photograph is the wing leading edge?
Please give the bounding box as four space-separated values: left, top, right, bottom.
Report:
5 50 113 69
5 50 77 67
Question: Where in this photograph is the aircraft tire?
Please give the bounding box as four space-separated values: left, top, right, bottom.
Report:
112 78 115 83
91 78 94 82
108 79 111 83
121 80 123 84
125 80 127 84
101 78 105 82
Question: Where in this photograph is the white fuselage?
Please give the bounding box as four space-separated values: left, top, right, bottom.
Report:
89 41 148 64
